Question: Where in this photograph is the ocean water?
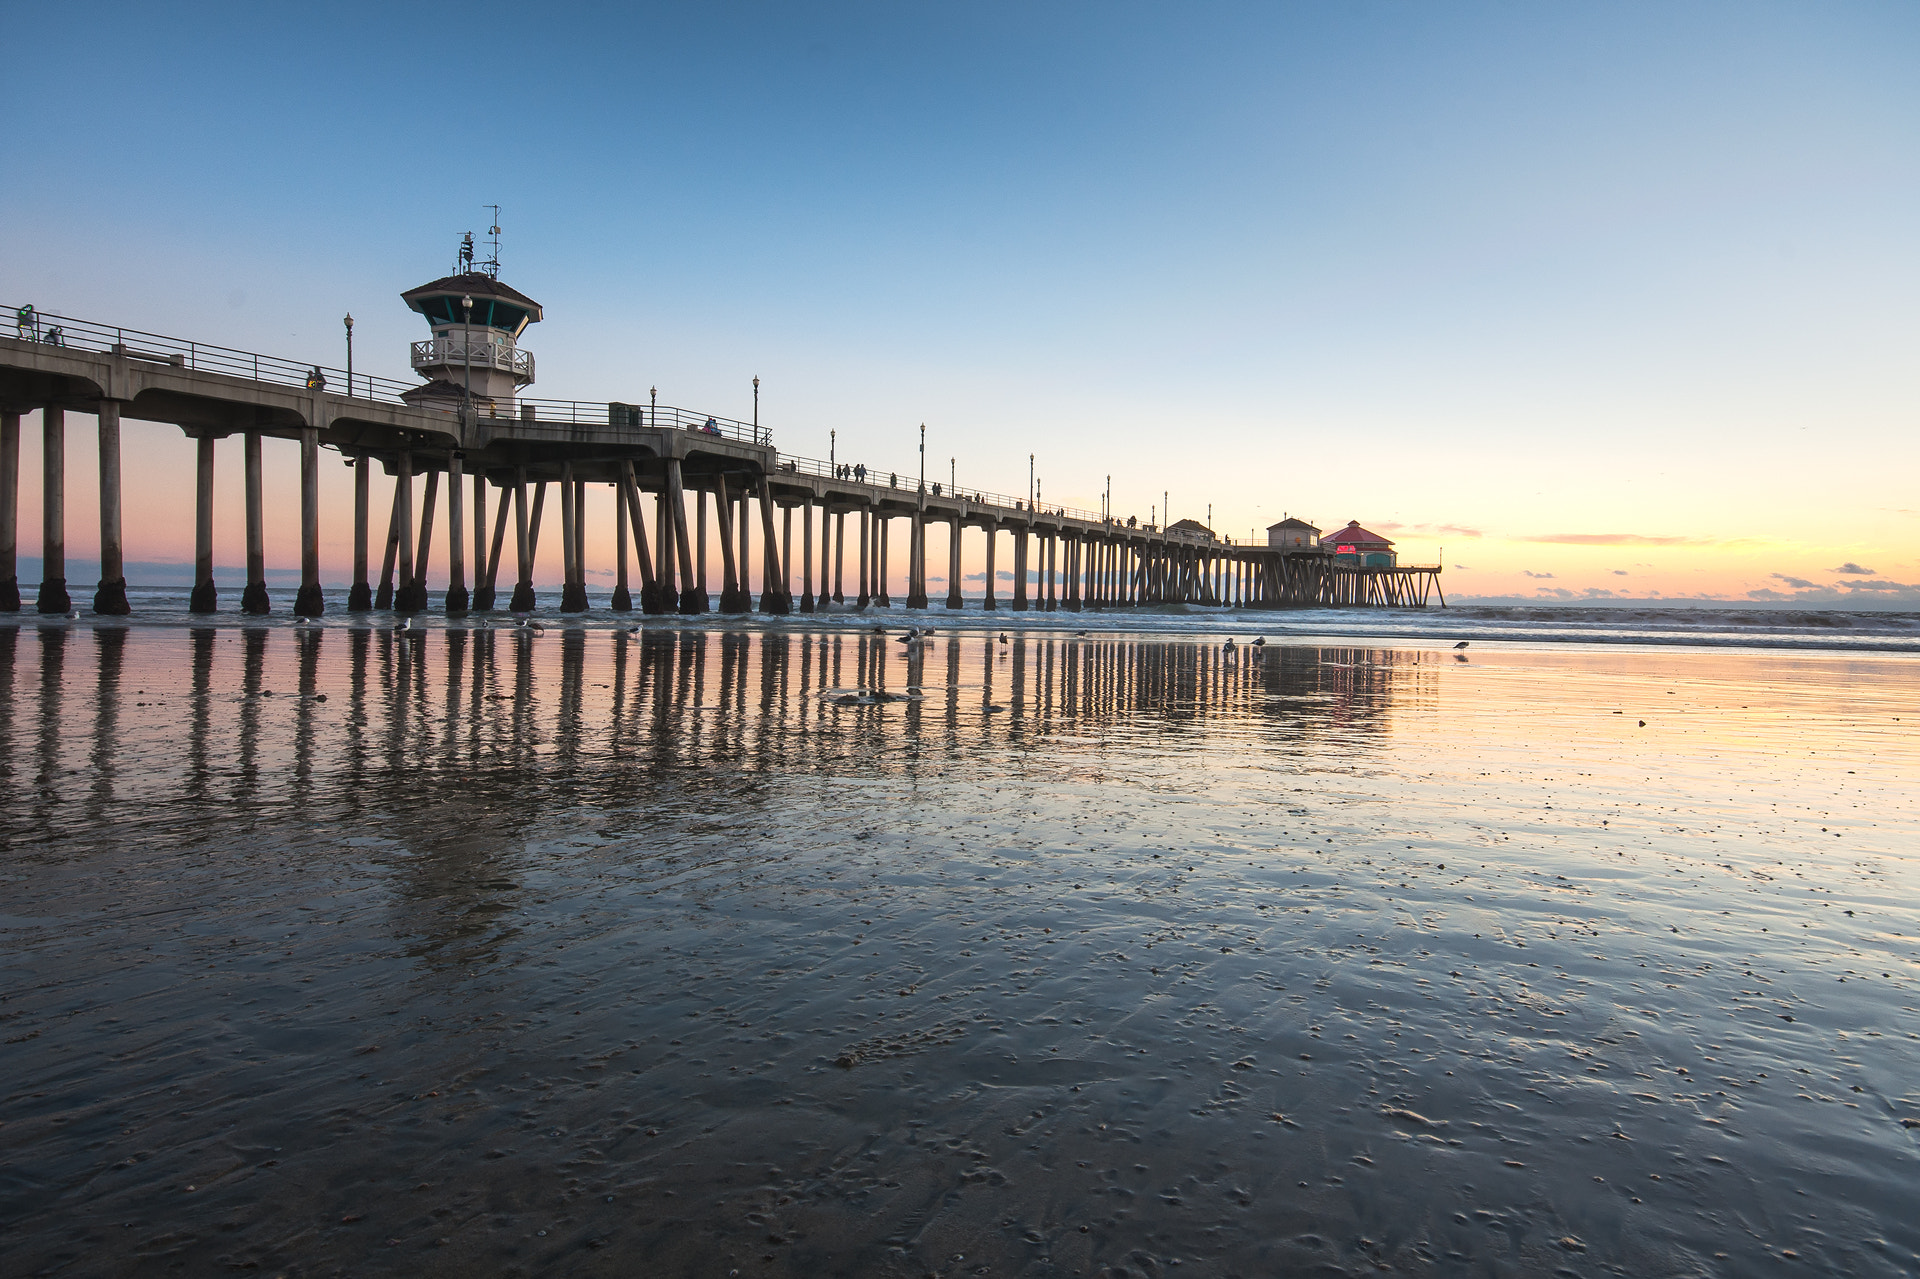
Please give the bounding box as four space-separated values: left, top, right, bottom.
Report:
82 586 1920 652
2 618 1917 1276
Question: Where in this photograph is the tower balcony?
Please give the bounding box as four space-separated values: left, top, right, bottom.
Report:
411 336 534 383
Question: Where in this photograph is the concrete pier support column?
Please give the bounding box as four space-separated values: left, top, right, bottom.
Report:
410 469 439 611
36 406 69 614
611 480 632 611
781 505 794 607
445 453 468 613
376 472 403 610
877 515 891 608
800 501 815 612
190 434 217 613
906 506 928 609
470 473 489 610
348 458 372 610
93 400 129 614
293 427 324 616
856 508 870 607
393 453 416 610
1011 522 1028 612
509 470 536 612
1043 534 1056 611
1065 536 1081 612
667 459 702 612
946 514 964 609
819 503 832 608
559 462 586 613
712 475 744 612
0 410 18 611
620 462 662 614
737 494 751 605
572 480 586 600
833 512 845 603
696 488 708 599
654 489 676 605
982 522 997 611
480 478 509 610
241 432 270 614
756 474 789 613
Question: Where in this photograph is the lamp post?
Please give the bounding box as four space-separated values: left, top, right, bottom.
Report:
1028 454 1034 509
649 385 656 429
343 313 354 398
460 294 473 425
918 423 925 491
830 429 836 472
1105 475 1111 523
950 456 955 493
753 376 760 445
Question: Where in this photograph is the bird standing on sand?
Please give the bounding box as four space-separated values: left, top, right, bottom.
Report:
998 633 1010 644
1453 641 1469 649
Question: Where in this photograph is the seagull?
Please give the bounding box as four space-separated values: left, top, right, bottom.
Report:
997 632 1010 644
1453 641 1469 649
1251 636 1266 647
1075 630 1088 636
392 617 412 634
620 623 641 634
64 609 79 620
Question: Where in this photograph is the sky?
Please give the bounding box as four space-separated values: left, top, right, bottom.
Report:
6 1 1917 605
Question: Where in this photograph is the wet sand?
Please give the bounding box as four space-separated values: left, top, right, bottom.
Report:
2 623 1917 1277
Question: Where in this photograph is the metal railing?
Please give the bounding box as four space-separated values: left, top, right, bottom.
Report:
7 304 417 403
3 304 771 445
767 452 1238 542
3 304 1243 540
411 336 533 379
516 398 766 445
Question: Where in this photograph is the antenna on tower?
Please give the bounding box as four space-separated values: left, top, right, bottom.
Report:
482 206 501 280
457 231 475 274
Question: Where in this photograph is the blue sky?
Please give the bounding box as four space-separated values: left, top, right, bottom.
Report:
7 2 1918 601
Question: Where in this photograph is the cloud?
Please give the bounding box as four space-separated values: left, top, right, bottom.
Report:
1536 586 1575 599
1840 578 1913 592
1612 569 1627 576
1375 522 1484 539
1582 587 1616 597
1831 562 1876 576
1519 533 1714 546
1747 588 1791 601
964 572 988 582
1770 573 1815 589
1522 570 1555 579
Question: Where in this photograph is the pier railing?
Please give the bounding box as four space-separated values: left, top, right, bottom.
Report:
7 305 1244 541
4 304 770 445
767 452 1237 543
8 305 419 403
516 397 764 444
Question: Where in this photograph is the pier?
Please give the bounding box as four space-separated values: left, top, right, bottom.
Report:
1 287 1442 618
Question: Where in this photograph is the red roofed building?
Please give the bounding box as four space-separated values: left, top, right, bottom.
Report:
1323 521 1396 567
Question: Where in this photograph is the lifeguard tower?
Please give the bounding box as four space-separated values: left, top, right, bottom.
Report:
400 218 542 417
